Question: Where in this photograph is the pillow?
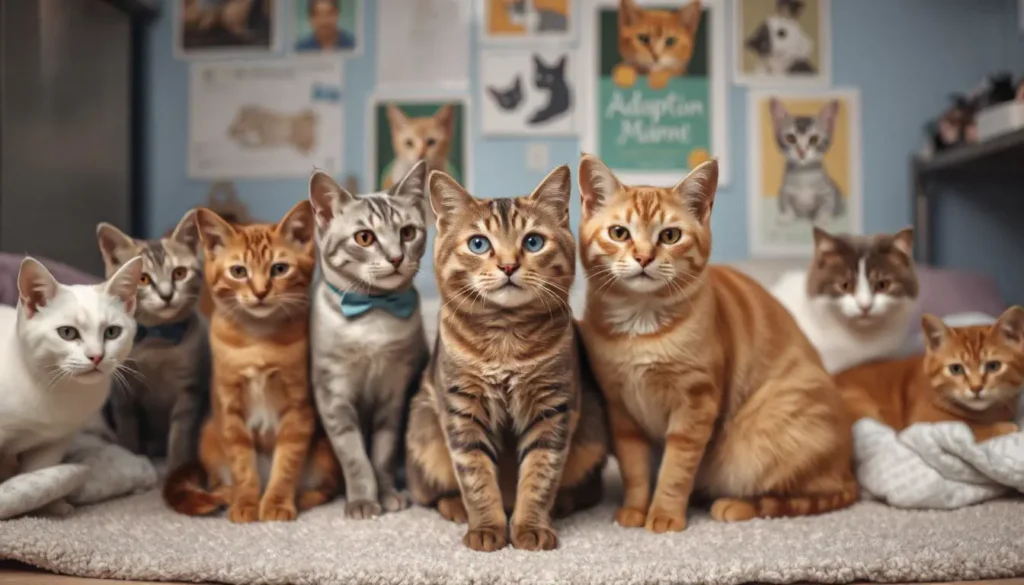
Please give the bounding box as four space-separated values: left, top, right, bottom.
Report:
0 464 90 520
64 431 158 506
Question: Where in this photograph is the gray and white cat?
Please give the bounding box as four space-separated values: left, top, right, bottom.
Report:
745 0 816 75
503 0 568 33
308 161 430 519
0 256 142 514
95 211 210 472
770 98 844 224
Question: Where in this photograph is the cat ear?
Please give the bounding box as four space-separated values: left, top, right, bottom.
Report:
619 0 641 26
533 54 544 69
276 200 316 249
769 97 791 128
578 153 622 219
170 209 200 253
921 314 950 351
812 226 839 254
817 100 840 135
557 55 567 70
433 104 455 136
487 87 501 102
528 165 571 226
309 169 354 230
104 256 143 315
194 207 238 254
17 257 60 318
95 222 136 268
428 170 474 226
389 160 428 204
386 103 409 132
994 305 1024 347
513 75 522 89
671 159 719 224
891 227 914 257
677 0 702 35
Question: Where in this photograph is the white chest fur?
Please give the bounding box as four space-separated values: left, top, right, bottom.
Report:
243 367 279 435
603 295 677 337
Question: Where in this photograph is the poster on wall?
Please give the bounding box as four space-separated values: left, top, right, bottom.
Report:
367 95 471 200
292 0 362 55
479 49 577 137
375 0 471 90
734 0 831 87
188 59 344 179
579 0 729 187
481 0 575 44
747 89 862 257
175 0 277 59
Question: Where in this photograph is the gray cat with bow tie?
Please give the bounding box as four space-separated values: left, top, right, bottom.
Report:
308 162 430 519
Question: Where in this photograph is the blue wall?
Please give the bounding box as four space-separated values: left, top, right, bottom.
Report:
145 0 1022 297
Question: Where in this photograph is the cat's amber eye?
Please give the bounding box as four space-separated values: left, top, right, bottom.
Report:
171 267 188 281
139 273 151 286
354 230 376 247
659 228 682 245
426 138 437 147
785 133 797 144
808 135 820 146
404 139 414 148
637 33 650 45
947 363 965 376
874 279 890 293
985 361 1002 373
838 280 853 293
229 265 248 279
608 226 631 242
400 226 417 242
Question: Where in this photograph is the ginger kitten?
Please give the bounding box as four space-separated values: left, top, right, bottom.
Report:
613 0 703 90
404 167 608 552
837 307 1024 442
163 203 341 522
577 154 856 533
383 103 457 193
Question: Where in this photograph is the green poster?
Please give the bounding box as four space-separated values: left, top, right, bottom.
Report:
372 100 466 192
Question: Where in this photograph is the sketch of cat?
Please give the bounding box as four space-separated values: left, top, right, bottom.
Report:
745 0 816 75
527 54 571 125
487 75 524 111
501 0 568 33
770 98 844 224
613 0 703 90
382 103 456 197
227 106 318 154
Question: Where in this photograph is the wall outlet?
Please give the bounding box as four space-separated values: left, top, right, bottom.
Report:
526 143 550 172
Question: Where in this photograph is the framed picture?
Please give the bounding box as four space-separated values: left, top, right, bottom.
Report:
479 48 578 137
747 88 862 257
481 0 575 44
579 0 729 187
292 0 362 56
367 95 472 199
734 0 831 87
175 0 277 59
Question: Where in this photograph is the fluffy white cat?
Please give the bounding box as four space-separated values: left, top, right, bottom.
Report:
0 256 141 514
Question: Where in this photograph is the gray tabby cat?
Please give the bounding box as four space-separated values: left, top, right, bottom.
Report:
95 211 210 472
308 161 430 519
770 98 844 223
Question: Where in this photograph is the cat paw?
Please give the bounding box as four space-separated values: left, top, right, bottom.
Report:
437 496 468 524
227 500 259 523
345 500 382 520
462 526 508 552
511 523 558 551
612 64 637 88
644 508 687 533
647 69 673 90
614 506 647 528
380 489 409 513
38 498 74 518
258 498 297 522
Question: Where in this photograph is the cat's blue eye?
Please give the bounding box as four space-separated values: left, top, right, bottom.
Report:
229 265 248 279
523 233 545 253
985 361 1002 373
467 236 491 255
270 263 290 278
57 326 79 341
947 363 964 376
104 326 122 340
664 36 677 47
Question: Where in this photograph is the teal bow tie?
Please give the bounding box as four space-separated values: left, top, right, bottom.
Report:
327 282 419 320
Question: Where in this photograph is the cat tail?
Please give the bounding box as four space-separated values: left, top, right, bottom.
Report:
711 480 859 521
162 462 226 516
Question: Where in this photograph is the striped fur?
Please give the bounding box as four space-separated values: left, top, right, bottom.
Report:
577 154 856 533
405 167 608 552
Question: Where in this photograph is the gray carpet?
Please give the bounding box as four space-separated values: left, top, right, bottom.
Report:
2 463 1023 585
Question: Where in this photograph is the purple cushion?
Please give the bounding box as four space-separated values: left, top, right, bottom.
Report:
0 253 102 308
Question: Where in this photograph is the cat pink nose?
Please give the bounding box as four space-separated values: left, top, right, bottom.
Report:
88 354 103 366
499 263 519 276
389 255 404 268
634 254 653 268
970 386 984 396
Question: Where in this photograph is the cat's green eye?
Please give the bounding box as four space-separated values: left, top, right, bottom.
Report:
171 267 188 281
608 226 631 242
104 326 122 340
947 363 964 376
270 263 290 278
354 230 376 247
664 36 677 47
56 326 80 341
637 33 650 45
659 228 682 245
468 235 491 255
229 265 248 279
400 226 417 242
985 361 1002 373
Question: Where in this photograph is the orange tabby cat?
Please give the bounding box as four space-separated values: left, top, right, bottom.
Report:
163 202 341 522
837 307 1024 441
383 103 458 192
613 0 702 90
577 154 856 533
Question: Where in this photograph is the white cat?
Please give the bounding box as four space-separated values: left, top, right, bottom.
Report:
0 256 142 514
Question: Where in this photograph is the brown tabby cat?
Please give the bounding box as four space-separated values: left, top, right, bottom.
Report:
837 307 1024 441
383 103 458 193
577 154 857 534
613 0 703 90
404 167 608 552
163 202 341 522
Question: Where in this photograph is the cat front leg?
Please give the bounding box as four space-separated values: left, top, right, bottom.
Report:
612 63 638 88
220 394 260 523
648 68 675 90
20 438 74 516
777 191 797 224
316 375 381 519
166 390 202 473
608 399 653 528
368 383 410 513
260 404 314 521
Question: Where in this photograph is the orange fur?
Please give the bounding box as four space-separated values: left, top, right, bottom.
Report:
613 0 702 90
577 155 856 533
162 202 341 522
837 307 1024 442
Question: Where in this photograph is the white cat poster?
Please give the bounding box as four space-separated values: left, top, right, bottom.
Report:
747 89 861 257
479 49 577 137
734 0 831 87
188 59 344 179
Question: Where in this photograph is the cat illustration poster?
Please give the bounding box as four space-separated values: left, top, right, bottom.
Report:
292 0 361 55
734 0 831 87
368 95 470 196
483 0 575 43
188 59 344 178
175 0 277 58
580 0 729 186
479 49 577 137
747 89 862 257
